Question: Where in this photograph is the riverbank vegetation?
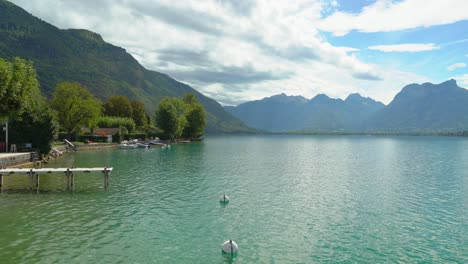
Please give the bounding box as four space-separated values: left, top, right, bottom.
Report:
0 56 207 154
154 94 206 140
0 57 57 154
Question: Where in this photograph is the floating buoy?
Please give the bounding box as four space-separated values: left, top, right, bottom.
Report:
221 240 238 257
219 194 229 204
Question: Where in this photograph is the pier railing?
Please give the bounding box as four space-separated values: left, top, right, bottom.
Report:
0 167 113 191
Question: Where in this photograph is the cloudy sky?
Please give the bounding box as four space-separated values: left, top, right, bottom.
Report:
10 0 468 105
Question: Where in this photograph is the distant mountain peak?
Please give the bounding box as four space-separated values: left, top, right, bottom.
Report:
311 94 330 100
372 79 468 130
262 93 308 104
268 93 288 99
345 93 364 101
439 79 457 86
345 93 384 106
399 80 461 98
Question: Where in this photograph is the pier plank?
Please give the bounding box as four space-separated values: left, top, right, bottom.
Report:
0 168 112 175
0 168 113 191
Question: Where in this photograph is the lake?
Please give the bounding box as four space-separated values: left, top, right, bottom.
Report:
0 135 467 263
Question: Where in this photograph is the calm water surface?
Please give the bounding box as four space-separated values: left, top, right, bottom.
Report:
0 135 467 263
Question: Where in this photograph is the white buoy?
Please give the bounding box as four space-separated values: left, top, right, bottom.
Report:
219 194 229 204
221 240 238 257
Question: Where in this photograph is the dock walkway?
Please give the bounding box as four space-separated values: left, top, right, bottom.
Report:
0 167 113 191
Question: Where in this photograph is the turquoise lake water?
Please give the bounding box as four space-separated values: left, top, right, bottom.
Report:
0 135 467 263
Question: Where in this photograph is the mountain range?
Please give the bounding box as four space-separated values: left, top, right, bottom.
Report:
2 0 468 134
0 0 251 133
225 80 468 132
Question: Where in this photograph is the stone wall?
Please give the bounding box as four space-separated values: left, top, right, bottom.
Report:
0 153 33 168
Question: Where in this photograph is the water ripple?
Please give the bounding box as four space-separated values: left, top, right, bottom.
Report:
0 136 467 263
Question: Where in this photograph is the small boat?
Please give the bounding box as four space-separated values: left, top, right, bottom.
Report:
118 143 138 149
148 141 167 148
135 143 149 148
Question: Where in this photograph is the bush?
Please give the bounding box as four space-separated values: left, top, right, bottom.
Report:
97 116 135 132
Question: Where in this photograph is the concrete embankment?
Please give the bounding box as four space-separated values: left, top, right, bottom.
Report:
75 143 118 150
0 143 118 168
0 153 35 168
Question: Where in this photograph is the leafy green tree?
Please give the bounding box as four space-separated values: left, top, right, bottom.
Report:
154 94 206 140
131 100 147 128
0 57 57 154
104 96 132 118
154 97 186 140
182 93 198 105
182 93 206 138
50 82 102 139
0 57 42 119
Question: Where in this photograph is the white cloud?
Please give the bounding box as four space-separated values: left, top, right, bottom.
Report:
320 0 468 36
452 74 468 87
9 0 431 105
368 43 440 52
447 62 466 71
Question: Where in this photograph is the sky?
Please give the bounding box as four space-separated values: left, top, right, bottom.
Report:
9 0 468 105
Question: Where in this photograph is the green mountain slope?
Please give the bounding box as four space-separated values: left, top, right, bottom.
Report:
0 0 251 133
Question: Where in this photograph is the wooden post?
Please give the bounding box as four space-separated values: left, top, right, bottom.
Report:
103 167 109 189
28 169 34 191
70 173 74 190
35 174 40 191
66 168 71 191
0 174 3 191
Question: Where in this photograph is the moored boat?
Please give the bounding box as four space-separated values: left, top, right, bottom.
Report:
118 143 138 149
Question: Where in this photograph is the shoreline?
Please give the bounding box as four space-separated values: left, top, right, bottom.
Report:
213 131 468 137
5 131 466 169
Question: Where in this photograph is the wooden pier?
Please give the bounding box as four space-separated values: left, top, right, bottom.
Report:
0 167 112 191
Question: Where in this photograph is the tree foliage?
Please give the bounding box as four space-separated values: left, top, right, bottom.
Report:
0 57 42 119
104 96 133 118
97 116 135 132
50 82 102 137
154 93 206 140
8 107 58 154
182 93 206 138
154 97 185 140
0 57 57 154
131 100 147 127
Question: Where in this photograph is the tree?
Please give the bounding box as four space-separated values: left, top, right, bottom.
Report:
131 100 147 127
154 94 207 140
182 93 198 105
50 82 102 139
182 93 206 138
0 57 57 154
0 57 42 119
104 96 132 118
8 107 58 154
154 97 186 140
